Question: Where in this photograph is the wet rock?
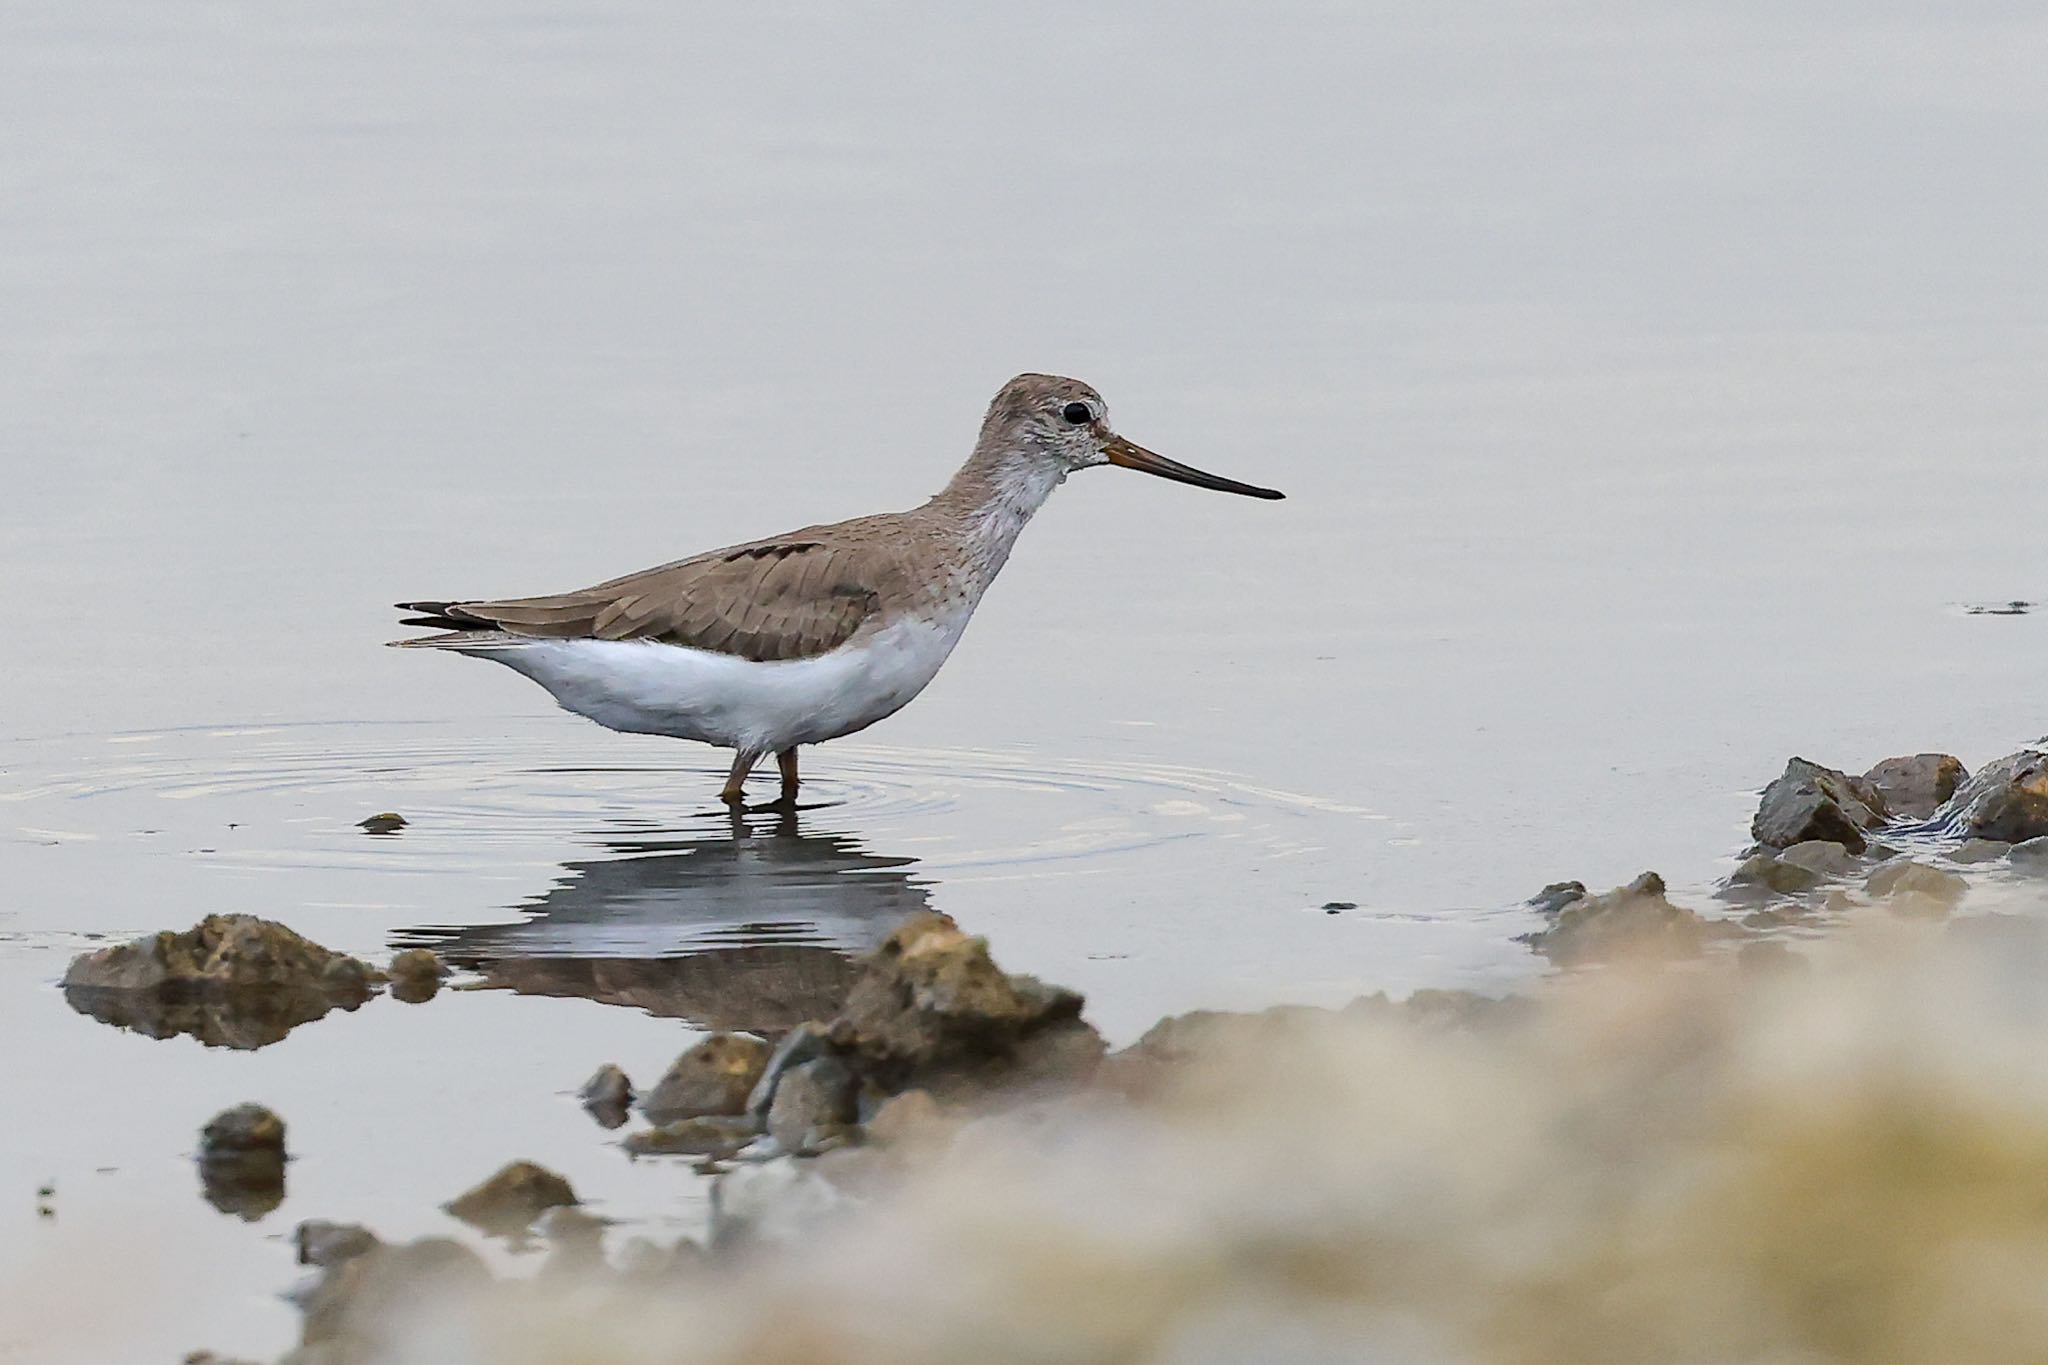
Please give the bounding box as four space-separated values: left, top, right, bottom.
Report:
745 1022 836 1125
197 1103 287 1221
442 1160 577 1236
1728 850 1824 896
767 1056 861 1154
184 1354 261 1365
1778 840 1858 878
1867 860 1969 905
295 1237 490 1358
641 1033 772 1123
621 1115 758 1158
580 1063 635 1128
62 915 381 1049
1751 759 1887 853
202 1102 285 1158
295 1220 379 1268
357 812 408 835
827 913 1105 1095
2010 837 2048 874
1527 881 1587 916
1522 872 1726 965
1937 747 2048 843
387 948 446 1004
1951 838 2013 864
1868 860 1968 920
1862 754 1969 821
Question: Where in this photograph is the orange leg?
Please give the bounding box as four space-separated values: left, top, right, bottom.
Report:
720 751 757 806
776 748 800 804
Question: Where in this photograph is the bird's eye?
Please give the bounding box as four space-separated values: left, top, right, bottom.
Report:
1061 401 1093 425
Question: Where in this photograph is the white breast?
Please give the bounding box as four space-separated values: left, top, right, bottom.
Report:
471 610 971 755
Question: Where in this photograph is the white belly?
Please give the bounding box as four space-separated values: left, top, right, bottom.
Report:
470 612 969 754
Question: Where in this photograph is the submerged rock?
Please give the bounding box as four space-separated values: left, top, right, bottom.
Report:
2013 837 2048 874
198 1104 287 1222
387 948 446 1004
442 1161 578 1236
62 915 381 1049
1527 881 1588 916
580 1063 635 1128
1728 850 1824 896
827 913 1105 1095
1523 872 1727 965
641 1033 772 1124
1951 838 2014 865
622 1115 758 1158
357 812 408 835
1751 759 1887 853
1868 860 1969 920
1937 747 2048 843
295 1221 380 1268
1863 754 1969 821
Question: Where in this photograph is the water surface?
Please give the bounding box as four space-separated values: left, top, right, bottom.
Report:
2 3 2045 1360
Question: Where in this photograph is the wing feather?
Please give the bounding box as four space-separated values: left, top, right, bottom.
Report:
405 533 900 662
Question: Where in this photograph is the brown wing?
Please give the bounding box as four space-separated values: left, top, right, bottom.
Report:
404 537 894 662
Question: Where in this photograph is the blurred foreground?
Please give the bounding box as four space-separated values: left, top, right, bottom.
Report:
263 888 2048 1365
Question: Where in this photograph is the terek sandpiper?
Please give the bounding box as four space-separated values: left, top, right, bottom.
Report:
393 373 1283 807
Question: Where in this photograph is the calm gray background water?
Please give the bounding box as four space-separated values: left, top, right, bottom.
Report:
3 3 2045 1360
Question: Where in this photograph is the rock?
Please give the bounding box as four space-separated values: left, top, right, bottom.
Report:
295 1221 379 1268
621 1116 758 1158
580 1063 635 1127
387 948 446 1004
862 1089 955 1153
1951 839 2013 864
1728 851 1823 896
826 913 1105 1094
1937 747 2048 842
1751 759 1887 853
442 1161 577 1236
201 1103 285 1157
1527 881 1587 916
745 1022 836 1125
296 1238 490 1356
1867 860 1969 907
1862 754 1969 821
1737 940 1809 976
1778 840 1858 878
641 1033 772 1123
1522 872 1726 965
198 1105 287 1222
62 915 382 1049
357 812 408 835
2012 837 2048 874
767 1056 861 1154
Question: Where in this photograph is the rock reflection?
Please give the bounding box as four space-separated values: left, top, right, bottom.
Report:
400 809 931 1035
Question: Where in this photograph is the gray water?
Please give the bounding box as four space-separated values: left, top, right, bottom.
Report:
3 3 2045 1360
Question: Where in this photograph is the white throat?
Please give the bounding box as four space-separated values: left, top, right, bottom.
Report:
955 454 1066 585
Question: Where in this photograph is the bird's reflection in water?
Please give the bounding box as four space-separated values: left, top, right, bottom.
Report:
399 808 931 1035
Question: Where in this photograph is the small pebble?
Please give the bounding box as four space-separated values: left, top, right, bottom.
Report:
358 812 408 835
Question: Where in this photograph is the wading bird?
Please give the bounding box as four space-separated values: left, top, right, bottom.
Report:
394 373 1283 807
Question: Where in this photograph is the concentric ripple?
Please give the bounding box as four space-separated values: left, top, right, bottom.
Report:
0 718 1379 884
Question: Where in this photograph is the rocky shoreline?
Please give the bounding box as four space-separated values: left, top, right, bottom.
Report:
62 740 2048 1365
